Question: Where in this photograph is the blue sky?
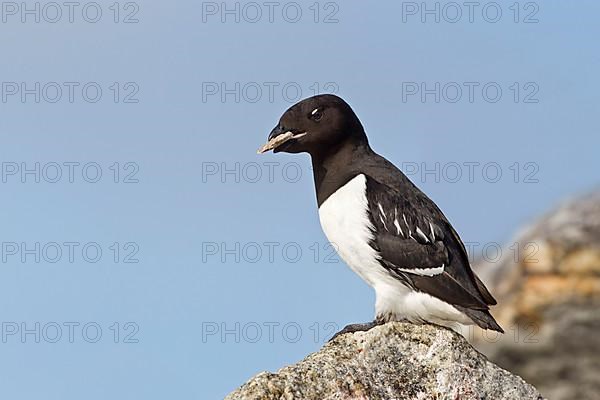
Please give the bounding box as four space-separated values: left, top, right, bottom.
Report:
0 1 598 398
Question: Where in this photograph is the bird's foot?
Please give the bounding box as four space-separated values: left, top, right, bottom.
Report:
329 321 380 342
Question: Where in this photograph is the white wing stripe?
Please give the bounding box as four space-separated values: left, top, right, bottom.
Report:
393 218 404 236
416 226 430 243
377 203 386 219
396 264 445 277
402 213 413 239
379 215 388 231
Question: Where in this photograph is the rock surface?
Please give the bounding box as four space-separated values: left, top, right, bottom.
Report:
472 191 600 400
225 322 543 400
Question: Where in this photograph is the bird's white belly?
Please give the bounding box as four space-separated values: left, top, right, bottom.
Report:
318 174 471 327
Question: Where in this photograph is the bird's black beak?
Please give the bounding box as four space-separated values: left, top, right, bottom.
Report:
257 125 307 154
268 124 286 141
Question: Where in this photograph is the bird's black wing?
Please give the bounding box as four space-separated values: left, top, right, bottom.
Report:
364 176 495 311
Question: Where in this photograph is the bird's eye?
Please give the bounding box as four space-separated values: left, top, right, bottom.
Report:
310 108 323 122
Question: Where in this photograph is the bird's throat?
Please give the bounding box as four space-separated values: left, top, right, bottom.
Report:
311 140 372 207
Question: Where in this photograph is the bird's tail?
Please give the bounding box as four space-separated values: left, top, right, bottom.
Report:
455 305 504 333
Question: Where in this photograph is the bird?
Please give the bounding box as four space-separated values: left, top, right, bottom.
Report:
258 94 503 337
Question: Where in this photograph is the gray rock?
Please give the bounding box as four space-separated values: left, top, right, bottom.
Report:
225 322 543 400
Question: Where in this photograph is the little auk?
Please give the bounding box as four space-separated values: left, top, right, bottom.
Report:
258 94 503 338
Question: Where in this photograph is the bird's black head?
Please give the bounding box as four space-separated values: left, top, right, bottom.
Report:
258 94 367 157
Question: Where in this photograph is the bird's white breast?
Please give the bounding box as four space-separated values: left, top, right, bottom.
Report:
318 174 392 288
